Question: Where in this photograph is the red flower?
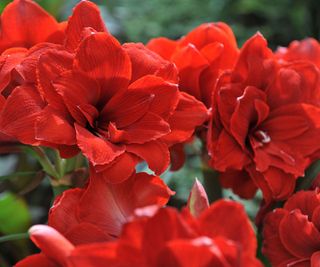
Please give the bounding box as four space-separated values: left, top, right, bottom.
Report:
0 0 65 53
48 168 174 244
208 33 320 202
263 189 320 266
276 38 320 68
0 0 107 146
1 28 206 180
147 22 239 107
17 185 261 267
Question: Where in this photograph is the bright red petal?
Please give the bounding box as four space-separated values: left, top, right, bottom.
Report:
74 32 131 104
65 0 107 51
0 0 63 52
126 140 170 175
75 124 125 166
0 85 44 145
279 209 320 259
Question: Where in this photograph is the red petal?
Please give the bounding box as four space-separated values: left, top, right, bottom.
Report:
232 33 275 88
37 49 73 111
123 42 178 83
111 112 170 144
219 169 257 199
172 44 209 100
74 32 131 104
146 37 178 60
36 105 76 145
0 85 44 145
169 143 186 171
158 237 232 267
0 0 62 52
75 124 125 166
78 169 173 238
262 209 294 266
284 190 320 220
65 0 107 51
49 188 83 235
198 200 257 258
94 153 138 183
126 140 170 175
100 87 154 129
163 92 208 145
53 71 100 125
29 225 74 265
230 86 267 148
142 208 196 266
15 254 58 267
279 209 320 258
210 129 250 171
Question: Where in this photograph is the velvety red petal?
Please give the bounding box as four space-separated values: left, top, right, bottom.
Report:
210 129 251 171
262 208 294 266
169 143 186 171
162 92 208 145
53 71 100 125
75 124 125 166
100 86 154 129
283 190 320 220
37 49 73 111
180 22 238 55
279 209 320 259
48 188 83 235
111 112 170 144
230 86 267 148
15 254 58 267
0 85 44 145
0 0 62 52
126 140 170 175
198 200 257 258
123 42 178 83
146 37 178 60
74 32 131 104
29 225 74 265
36 105 76 145
171 44 209 100
157 237 231 267
219 169 258 199
78 169 172 239
65 0 107 51
142 208 196 266
231 33 275 88
68 242 119 267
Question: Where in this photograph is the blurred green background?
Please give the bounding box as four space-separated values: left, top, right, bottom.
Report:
0 0 319 266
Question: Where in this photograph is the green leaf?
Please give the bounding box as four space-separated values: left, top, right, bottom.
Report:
0 192 31 235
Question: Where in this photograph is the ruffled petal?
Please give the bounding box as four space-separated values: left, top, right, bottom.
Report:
65 0 107 51
74 32 131 104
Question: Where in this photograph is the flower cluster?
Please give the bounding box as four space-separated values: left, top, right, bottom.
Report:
0 1 320 266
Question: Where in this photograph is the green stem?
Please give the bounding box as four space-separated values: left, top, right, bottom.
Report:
202 164 222 203
0 233 29 243
23 147 60 179
296 159 320 191
54 150 65 178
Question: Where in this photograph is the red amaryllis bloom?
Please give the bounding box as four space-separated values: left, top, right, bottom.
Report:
48 168 174 244
2 29 206 180
208 33 320 202
147 22 239 107
263 189 320 266
0 0 107 145
17 184 261 267
276 38 320 68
